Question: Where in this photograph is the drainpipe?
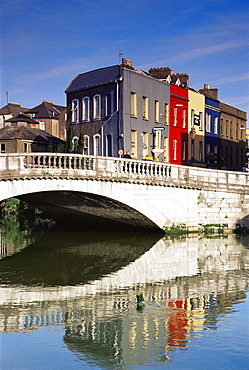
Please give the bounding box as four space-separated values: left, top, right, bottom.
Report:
101 76 122 156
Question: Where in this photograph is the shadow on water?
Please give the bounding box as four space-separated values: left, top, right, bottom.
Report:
0 228 161 286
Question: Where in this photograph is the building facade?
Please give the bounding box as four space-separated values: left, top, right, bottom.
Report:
26 101 66 141
65 61 170 161
219 102 247 170
169 84 188 165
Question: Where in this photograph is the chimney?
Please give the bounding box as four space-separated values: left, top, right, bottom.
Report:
199 84 218 100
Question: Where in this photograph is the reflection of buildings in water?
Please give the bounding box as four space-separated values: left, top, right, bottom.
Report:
0 234 248 366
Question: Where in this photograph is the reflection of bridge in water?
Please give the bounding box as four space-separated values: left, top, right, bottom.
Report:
1 235 248 313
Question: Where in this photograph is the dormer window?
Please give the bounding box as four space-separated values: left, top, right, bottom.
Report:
175 78 181 86
166 76 171 84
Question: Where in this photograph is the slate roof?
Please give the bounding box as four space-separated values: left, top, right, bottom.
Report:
65 65 121 93
0 126 64 144
5 113 39 125
0 103 29 117
27 101 65 119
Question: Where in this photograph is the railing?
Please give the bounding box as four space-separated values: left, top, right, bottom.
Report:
0 153 248 193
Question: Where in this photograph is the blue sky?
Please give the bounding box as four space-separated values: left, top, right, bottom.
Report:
1 0 249 117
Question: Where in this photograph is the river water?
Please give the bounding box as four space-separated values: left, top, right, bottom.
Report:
0 225 248 370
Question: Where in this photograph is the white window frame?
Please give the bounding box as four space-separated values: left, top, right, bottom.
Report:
93 134 101 155
82 97 89 121
72 99 79 123
93 94 101 120
206 113 211 132
173 106 177 126
214 116 218 135
39 121 46 130
182 109 186 128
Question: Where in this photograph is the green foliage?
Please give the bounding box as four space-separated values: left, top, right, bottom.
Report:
66 126 75 153
56 142 66 153
47 142 54 152
0 198 21 217
77 132 84 154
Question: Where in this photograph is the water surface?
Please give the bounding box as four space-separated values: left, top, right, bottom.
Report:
0 228 248 369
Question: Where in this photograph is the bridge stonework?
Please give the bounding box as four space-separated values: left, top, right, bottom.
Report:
0 153 249 232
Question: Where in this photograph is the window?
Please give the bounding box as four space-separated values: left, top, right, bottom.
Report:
72 99 79 123
24 143 28 152
106 134 112 156
206 113 211 132
106 94 112 117
164 103 169 125
182 140 186 160
1 143 6 153
207 143 211 155
225 120 228 136
220 118 223 135
230 121 233 138
131 130 138 158
154 100 160 122
93 94 101 120
236 123 239 140
82 97 89 121
182 109 186 128
173 106 177 126
214 145 218 154
39 121 46 130
130 92 137 117
214 116 218 134
83 135 89 155
142 132 149 159
93 134 101 155
142 96 149 120
173 139 177 160
72 136 79 153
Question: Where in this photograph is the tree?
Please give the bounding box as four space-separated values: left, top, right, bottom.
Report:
66 126 75 153
77 132 84 154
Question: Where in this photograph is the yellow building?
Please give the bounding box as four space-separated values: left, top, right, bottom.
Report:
188 88 205 165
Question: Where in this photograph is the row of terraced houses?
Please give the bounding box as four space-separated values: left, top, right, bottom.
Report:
0 58 247 170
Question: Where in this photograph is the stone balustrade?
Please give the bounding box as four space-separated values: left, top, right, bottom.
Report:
0 153 248 194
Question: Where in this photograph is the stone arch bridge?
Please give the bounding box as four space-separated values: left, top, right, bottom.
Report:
0 153 249 232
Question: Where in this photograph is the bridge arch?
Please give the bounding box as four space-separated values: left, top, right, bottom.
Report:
1 177 169 232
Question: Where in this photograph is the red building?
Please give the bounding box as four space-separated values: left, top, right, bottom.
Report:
169 85 189 165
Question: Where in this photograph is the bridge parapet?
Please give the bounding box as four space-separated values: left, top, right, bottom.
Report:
0 153 248 194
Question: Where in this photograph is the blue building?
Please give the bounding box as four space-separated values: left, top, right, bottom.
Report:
199 85 220 167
